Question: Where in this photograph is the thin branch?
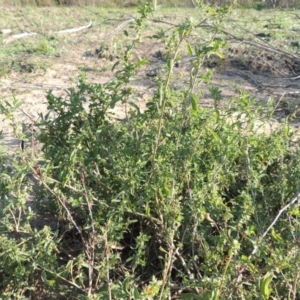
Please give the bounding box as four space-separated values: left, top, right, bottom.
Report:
151 18 300 63
37 265 86 293
174 247 200 294
230 190 300 296
81 173 95 297
198 23 300 62
251 191 300 259
3 32 38 44
3 21 92 44
57 20 92 34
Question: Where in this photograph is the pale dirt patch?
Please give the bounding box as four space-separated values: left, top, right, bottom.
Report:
0 63 295 151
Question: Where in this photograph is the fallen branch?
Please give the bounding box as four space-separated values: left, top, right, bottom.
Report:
57 20 92 34
151 18 300 63
0 29 12 35
3 20 92 44
4 32 38 44
201 23 300 62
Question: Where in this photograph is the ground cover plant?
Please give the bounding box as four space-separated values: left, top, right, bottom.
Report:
1 1 300 299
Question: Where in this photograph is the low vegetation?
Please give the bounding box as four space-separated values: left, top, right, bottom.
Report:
1 2 300 299
0 0 299 8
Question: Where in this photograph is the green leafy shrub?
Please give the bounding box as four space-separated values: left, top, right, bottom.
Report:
1 3 300 299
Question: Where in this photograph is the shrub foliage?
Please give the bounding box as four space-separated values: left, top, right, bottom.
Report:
1 3 300 299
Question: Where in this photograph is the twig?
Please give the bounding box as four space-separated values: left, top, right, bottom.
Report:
116 18 135 31
274 92 286 111
252 191 300 257
3 32 38 44
151 18 300 63
104 230 112 300
174 247 200 294
57 20 92 34
81 173 95 297
159 239 176 300
198 23 300 62
37 265 86 293
3 20 92 44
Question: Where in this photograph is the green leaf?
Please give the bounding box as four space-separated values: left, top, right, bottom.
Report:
190 94 198 112
133 286 141 299
112 61 120 72
260 272 274 299
12 95 24 110
159 246 168 254
207 127 221 144
214 109 220 121
129 101 141 114
186 43 193 56
181 293 205 300
123 276 131 295
271 228 282 242
211 289 218 300
167 58 173 70
213 51 224 59
284 124 289 137
41 270 55 286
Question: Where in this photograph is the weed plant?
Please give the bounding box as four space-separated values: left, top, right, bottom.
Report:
1 2 300 299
